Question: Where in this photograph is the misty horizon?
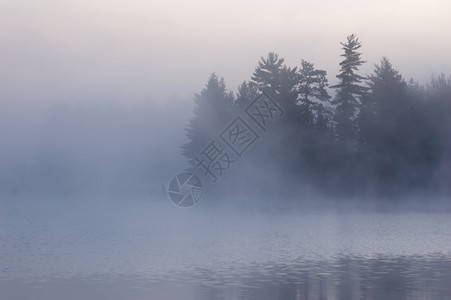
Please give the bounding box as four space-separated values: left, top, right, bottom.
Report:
2 34 450 201
2 1 451 299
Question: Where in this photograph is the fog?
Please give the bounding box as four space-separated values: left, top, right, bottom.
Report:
1 0 451 299
0 98 192 196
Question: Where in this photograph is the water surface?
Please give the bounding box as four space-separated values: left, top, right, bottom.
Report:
1 196 450 299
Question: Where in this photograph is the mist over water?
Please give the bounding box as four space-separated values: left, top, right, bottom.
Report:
2 0 451 299
1 196 451 300
0 98 192 196
1 57 450 299
1 96 450 300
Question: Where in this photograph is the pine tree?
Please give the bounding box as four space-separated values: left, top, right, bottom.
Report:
297 60 332 129
182 73 234 168
294 60 334 189
251 52 299 122
235 80 259 110
424 73 451 194
429 73 451 97
279 65 300 116
250 52 285 92
357 57 416 193
331 34 367 145
359 57 407 151
249 52 300 179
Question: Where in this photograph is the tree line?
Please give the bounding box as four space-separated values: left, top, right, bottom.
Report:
183 34 451 199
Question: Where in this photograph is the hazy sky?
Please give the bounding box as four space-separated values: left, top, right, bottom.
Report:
1 0 450 103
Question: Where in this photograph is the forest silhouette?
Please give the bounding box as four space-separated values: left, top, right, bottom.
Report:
183 34 451 200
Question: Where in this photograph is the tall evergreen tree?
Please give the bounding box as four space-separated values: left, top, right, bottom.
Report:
294 60 335 190
279 65 301 119
250 52 285 92
235 80 258 110
359 56 407 151
357 57 445 193
182 73 234 168
357 57 409 191
251 52 299 123
297 60 332 129
331 34 367 145
248 52 300 180
428 73 451 97
424 74 451 194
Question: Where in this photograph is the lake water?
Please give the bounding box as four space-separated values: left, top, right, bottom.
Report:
1 196 451 299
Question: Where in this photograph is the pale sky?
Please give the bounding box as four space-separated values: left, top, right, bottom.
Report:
1 0 450 103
